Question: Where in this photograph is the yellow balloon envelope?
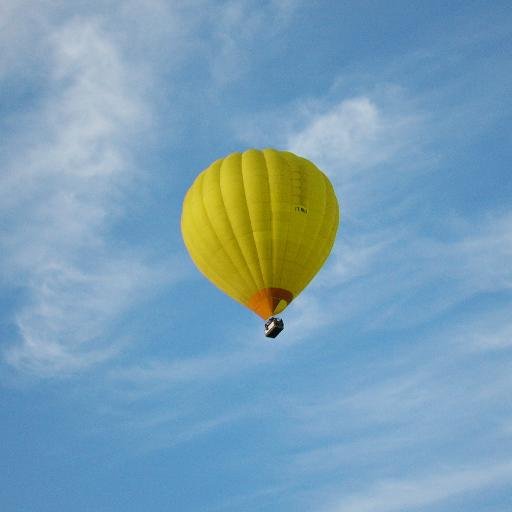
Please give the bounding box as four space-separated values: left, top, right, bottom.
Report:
181 148 339 319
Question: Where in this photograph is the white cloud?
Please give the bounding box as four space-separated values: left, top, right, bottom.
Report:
106 331 281 398
289 97 381 171
110 349 264 386
289 435 414 476
467 322 512 352
204 0 298 86
439 213 512 294
324 461 512 512
308 211 512 335
134 408 251 453
283 369 434 441
0 19 166 376
443 301 512 353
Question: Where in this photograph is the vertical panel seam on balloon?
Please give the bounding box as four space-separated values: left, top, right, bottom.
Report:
273 151 292 289
184 176 244 301
294 168 330 293
218 154 261 298
240 151 266 292
261 149 274 288
285 156 318 291
197 169 250 300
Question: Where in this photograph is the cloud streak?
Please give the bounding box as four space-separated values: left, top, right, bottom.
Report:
324 460 512 512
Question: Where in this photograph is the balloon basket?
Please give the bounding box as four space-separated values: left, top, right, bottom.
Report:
264 317 284 339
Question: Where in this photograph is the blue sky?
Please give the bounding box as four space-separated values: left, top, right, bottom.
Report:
1 1 511 511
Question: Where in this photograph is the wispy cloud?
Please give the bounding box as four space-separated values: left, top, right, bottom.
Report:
134 408 253 454
0 19 169 376
203 0 298 86
459 316 512 353
288 95 421 179
323 460 512 512
109 347 272 389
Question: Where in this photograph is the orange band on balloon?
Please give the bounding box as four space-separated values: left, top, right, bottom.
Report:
247 287 294 319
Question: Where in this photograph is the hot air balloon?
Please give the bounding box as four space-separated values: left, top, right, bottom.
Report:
181 148 339 338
